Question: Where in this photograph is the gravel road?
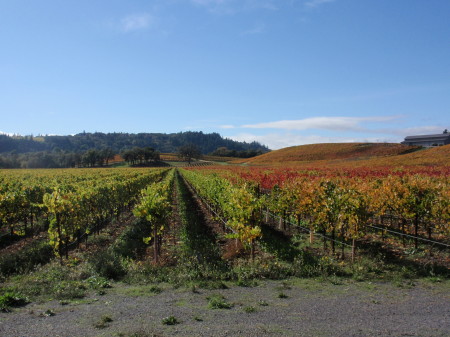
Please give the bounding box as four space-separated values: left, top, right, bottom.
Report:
1 279 449 337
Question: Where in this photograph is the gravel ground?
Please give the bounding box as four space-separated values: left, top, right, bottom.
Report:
1 279 449 337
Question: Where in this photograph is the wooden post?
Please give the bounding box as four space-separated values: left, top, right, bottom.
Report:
250 240 255 261
414 215 419 250
153 225 159 264
331 229 336 255
351 238 356 263
30 209 34 236
56 214 63 264
401 219 406 247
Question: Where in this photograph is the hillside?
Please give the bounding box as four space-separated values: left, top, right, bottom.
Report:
232 142 450 167
0 131 269 155
362 143 450 167
233 143 419 165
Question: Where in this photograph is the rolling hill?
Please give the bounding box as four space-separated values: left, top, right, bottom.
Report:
232 143 449 167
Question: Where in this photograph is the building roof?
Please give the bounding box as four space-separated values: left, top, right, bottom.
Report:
404 133 450 140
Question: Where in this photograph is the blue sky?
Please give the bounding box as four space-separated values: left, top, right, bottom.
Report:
0 0 449 149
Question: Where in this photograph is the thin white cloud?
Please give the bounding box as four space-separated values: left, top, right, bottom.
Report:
241 116 398 131
241 23 265 35
219 124 235 129
190 0 277 13
191 0 228 5
387 126 448 137
121 13 153 32
305 0 336 9
190 0 235 14
245 0 278 11
229 132 395 150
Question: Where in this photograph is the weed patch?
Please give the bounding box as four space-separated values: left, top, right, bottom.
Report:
0 291 29 312
94 314 113 329
162 315 179 325
243 305 257 313
207 294 232 309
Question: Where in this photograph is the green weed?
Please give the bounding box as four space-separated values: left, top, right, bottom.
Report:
243 305 257 313
94 315 113 329
162 315 179 325
207 294 232 309
0 291 29 312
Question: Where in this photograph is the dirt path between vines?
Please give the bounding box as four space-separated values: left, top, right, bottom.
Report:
1 279 449 337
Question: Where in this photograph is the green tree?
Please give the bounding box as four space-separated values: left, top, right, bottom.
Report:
178 144 201 165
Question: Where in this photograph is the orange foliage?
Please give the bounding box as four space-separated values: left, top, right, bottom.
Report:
232 143 449 169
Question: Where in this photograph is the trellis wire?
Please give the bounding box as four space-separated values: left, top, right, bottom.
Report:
260 188 448 249
265 210 353 248
367 224 450 248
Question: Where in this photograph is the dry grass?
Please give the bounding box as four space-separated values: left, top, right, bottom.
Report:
232 143 450 168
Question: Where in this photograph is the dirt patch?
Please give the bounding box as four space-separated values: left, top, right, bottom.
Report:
1 279 448 337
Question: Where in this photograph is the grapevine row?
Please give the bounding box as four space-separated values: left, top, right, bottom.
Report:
0 168 168 259
180 169 262 258
133 168 175 263
184 167 449 256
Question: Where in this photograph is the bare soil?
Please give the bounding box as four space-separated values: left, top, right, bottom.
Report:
1 279 449 337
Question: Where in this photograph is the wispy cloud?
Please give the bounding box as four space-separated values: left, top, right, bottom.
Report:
190 0 277 14
190 0 236 14
305 0 336 9
191 0 228 4
229 132 394 150
241 23 265 35
384 126 447 137
224 118 448 149
121 13 153 32
241 116 398 132
219 124 236 129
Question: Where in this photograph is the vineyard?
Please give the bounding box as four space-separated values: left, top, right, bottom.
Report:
0 164 449 320
181 166 449 264
234 142 450 168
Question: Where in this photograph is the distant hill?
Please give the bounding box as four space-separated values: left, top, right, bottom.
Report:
361 144 450 167
231 142 445 167
0 131 269 155
233 143 450 167
233 143 419 164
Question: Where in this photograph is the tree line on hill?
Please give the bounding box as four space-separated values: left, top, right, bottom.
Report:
0 147 165 169
0 131 269 155
0 131 269 169
121 147 160 166
0 144 263 169
0 148 116 169
210 146 265 158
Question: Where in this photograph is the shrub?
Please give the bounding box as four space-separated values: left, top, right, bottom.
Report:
89 251 126 280
0 240 53 278
0 291 29 312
